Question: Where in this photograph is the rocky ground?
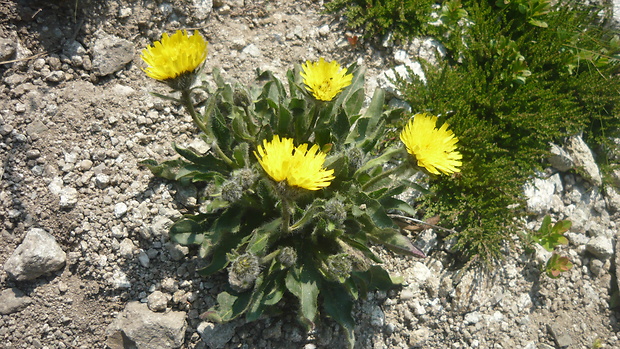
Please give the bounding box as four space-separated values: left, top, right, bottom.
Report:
1 0 620 348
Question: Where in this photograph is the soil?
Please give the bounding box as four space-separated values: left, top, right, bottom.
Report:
1 0 619 348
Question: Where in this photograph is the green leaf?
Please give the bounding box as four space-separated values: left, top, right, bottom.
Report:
343 88 365 119
246 271 286 322
322 283 355 349
285 263 320 327
204 291 252 323
139 159 187 181
379 197 416 216
370 228 426 258
247 219 282 255
232 142 249 168
169 218 205 245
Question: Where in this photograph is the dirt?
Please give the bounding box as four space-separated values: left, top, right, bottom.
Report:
1 0 619 348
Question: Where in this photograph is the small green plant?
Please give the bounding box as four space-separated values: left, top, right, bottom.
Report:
545 253 573 278
324 0 436 40
526 215 573 278
394 0 620 265
138 30 463 347
528 215 570 252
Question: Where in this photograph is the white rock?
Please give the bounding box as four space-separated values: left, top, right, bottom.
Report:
197 321 237 349
463 311 481 325
106 302 186 348
318 24 330 37
59 187 78 209
565 135 602 186
119 238 136 258
192 0 213 20
110 270 131 289
586 235 613 259
4 228 66 281
523 173 562 214
114 202 128 218
241 44 261 57
548 143 574 171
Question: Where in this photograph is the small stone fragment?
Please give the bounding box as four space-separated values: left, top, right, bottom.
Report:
4 228 67 281
106 301 186 349
147 291 170 312
0 288 32 315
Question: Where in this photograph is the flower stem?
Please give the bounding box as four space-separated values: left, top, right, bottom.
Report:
280 195 292 234
361 161 408 191
180 90 234 167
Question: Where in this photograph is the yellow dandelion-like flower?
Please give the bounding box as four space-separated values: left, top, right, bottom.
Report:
141 30 208 88
400 113 463 175
287 143 335 190
254 135 295 182
254 136 335 191
300 58 353 101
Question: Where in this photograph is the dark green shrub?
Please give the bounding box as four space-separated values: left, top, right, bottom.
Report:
394 0 620 264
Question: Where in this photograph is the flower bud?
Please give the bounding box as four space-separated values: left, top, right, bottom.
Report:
220 179 243 202
324 198 346 225
228 253 260 292
277 246 297 267
234 168 257 190
324 253 352 282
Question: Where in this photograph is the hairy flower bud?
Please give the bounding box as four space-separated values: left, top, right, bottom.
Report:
234 168 257 190
228 253 260 292
324 198 346 225
277 246 297 267
346 147 364 172
324 253 352 282
220 179 243 202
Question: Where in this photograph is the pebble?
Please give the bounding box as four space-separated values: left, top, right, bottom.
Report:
114 202 128 218
147 291 169 312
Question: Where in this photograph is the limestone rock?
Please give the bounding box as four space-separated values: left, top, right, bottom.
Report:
91 30 135 77
106 301 187 349
565 135 602 186
4 228 67 281
0 288 32 315
197 321 237 349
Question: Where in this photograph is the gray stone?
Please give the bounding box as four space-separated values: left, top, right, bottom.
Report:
586 235 614 259
0 288 32 315
119 238 136 258
91 30 135 76
147 291 170 312
192 0 213 20
565 135 602 186
197 321 237 349
4 228 67 281
165 242 189 261
523 173 562 214
106 301 186 349
241 44 261 57
0 36 16 61
59 187 78 209
548 323 573 348
548 142 574 171
114 202 128 218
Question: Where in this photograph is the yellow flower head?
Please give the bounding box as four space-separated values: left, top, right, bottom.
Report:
400 113 463 175
254 136 335 191
141 30 208 88
300 58 353 101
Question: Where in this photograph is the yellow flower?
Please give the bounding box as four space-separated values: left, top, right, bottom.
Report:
141 30 208 88
255 135 295 183
400 113 463 175
300 58 353 101
254 136 335 190
287 143 335 190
